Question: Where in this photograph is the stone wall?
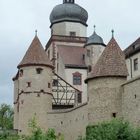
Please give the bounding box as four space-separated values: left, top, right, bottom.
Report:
47 103 88 140
87 77 126 124
122 76 140 126
14 66 53 134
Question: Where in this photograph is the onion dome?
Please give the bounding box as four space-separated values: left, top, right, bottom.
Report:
85 36 128 83
50 0 88 27
18 35 53 69
85 26 106 46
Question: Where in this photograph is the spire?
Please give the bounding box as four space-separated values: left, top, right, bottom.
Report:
111 29 114 38
18 36 53 69
35 30 38 36
94 25 96 33
63 0 75 4
85 37 128 82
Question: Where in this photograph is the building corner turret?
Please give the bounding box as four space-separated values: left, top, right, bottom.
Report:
13 35 54 134
86 35 128 124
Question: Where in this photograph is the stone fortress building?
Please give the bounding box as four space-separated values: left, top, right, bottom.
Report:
13 0 140 139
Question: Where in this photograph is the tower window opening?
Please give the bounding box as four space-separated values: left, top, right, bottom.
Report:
36 68 43 74
48 83 51 88
112 113 117 118
73 72 82 85
27 82 31 87
70 32 76 37
135 94 137 99
19 69 23 77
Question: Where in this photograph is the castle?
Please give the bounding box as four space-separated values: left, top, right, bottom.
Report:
13 0 140 139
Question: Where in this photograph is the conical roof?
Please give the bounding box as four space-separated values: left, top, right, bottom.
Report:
85 37 128 82
18 36 53 69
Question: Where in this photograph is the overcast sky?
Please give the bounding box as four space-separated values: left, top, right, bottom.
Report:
0 0 140 105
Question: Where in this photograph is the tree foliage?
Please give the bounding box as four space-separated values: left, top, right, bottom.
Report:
86 119 140 140
0 104 14 129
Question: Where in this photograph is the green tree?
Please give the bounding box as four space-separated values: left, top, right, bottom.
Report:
0 104 14 129
86 119 137 140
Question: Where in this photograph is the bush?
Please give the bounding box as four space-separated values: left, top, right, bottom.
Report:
86 119 140 140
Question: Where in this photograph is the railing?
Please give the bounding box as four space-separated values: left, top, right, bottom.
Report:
52 73 82 108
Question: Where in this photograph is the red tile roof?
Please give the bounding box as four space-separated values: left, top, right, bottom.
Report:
18 36 53 69
85 37 128 82
57 45 87 68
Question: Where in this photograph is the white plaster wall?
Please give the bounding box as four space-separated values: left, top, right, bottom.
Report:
65 68 87 103
85 44 105 68
126 53 140 80
51 22 87 37
55 41 85 48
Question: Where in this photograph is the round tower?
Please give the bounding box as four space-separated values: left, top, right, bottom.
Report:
85 35 128 124
85 26 106 72
50 0 88 37
13 35 54 134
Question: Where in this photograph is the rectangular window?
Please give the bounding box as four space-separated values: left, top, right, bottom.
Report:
70 32 76 37
36 68 43 74
77 93 82 103
134 58 138 71
73 73 82 85
48 83 51 88
27 82 31 87
53 80 58 86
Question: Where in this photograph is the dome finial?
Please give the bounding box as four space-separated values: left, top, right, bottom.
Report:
94 25 96 33
111 29 114 38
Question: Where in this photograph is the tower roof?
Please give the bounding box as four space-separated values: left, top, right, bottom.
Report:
18 36 53 69
85 31 106 46
85 37 128 82
50 1 88 27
